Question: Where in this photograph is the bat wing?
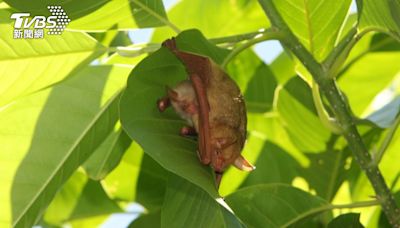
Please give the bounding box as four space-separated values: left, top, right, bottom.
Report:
162 38 212 165
190 73 211 165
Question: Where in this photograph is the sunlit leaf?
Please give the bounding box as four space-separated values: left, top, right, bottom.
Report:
67 0 169 31
44 170 87 226
338 52 400 116
0 65 130 227
267 0 352 60
277 77 331 152
0 9 105 107
357 0 400 40
152 0 268 42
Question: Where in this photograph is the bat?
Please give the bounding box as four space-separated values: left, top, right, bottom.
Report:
157 37 255 188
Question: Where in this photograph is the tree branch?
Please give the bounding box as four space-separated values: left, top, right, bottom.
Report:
221 28 284 69
257 0 400 225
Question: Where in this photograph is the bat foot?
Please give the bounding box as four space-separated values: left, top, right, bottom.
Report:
157 97 170 112
180 126 197 136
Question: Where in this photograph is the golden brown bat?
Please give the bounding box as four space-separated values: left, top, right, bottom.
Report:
157 38 255 188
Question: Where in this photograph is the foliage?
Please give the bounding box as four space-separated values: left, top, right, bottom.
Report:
0 0 400 227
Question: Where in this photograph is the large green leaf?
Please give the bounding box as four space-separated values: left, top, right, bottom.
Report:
277 77 331 152
152 0 268 42
268 0 352 60
67 0 169 31
161 175 244 228
0 65 131 227
0 9 105 107
357 0 400 40
120 29 230 198
225 184 329 227
83 127 131 180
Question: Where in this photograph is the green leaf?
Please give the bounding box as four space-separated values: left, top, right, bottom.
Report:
227 49 278 113
152 0 269 42
357 0 400 40
244 63 277 113
68 180 122 220
44 170 87 225
83 127 131 180
161 175 244 228
277 77 331 152
0 65 130 228
328 213 364 228
3 0 108 19
67 0 169 31
135 154 168 211
270 0 352 60
0 9 105 107
299 146 350 201
102 142 144 202
129 210 161 228
240 141 300 187
4 0 169 30
269 52 296 85
338 51 400 116
120 29 230 198
225 184 329 228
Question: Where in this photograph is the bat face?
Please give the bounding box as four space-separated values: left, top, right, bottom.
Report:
157 38 254 188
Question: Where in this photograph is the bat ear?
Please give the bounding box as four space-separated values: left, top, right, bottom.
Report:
233 155 255 171
166 86 178 101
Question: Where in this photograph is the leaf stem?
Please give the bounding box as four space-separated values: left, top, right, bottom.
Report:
322 26 360 77
221 28 284 69
130 0 181 34
311 81 342 134
108 43 160 57
282 199 380 227
258 0 400 225
209 30 266 45
374 112 400 164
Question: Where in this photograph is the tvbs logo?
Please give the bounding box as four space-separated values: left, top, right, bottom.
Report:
10 6 70 39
